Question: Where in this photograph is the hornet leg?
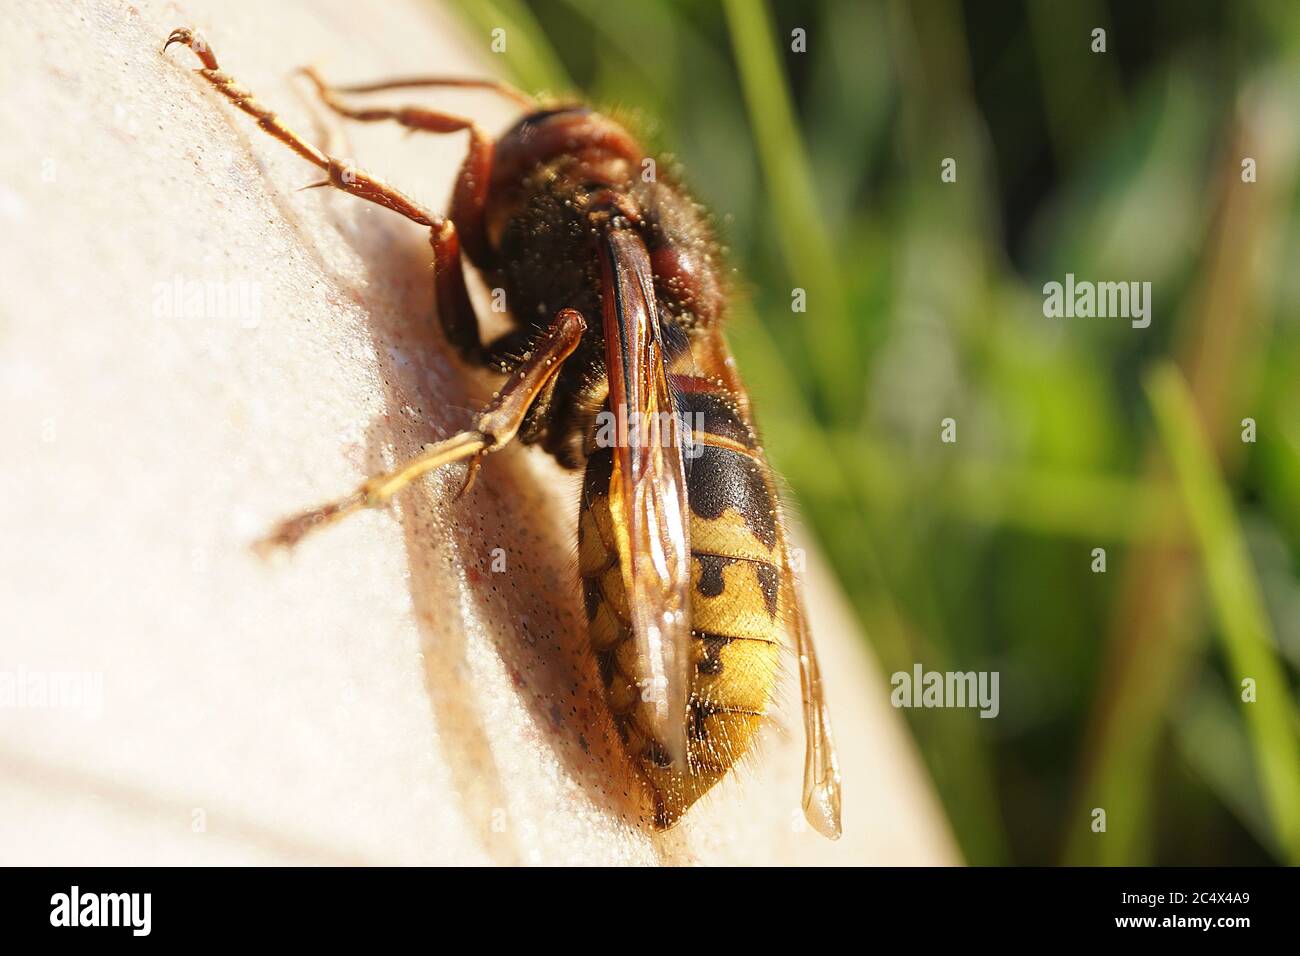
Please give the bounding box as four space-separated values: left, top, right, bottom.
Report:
164 28 490 362
254 308 585 553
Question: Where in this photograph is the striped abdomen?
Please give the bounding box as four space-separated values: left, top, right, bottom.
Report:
579 385 784 828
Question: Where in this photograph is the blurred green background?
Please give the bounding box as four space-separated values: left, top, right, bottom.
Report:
447 0 1300 865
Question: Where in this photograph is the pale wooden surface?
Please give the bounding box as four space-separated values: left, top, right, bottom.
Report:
0 0 957 865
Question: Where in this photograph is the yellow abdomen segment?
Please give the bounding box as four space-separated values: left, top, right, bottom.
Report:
579 391 784 829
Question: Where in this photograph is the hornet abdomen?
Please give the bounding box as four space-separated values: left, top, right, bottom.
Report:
579 384 784 828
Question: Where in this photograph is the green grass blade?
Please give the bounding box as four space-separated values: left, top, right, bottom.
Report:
1145 362 1300 863
443 0 573 94
720 0 858 419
